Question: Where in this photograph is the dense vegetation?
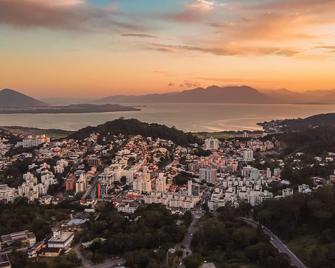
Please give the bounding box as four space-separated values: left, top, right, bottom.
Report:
83 204 188 266
0 198 70 240
189 207 291 268
277 113 335 132
255 186 335 267
68 118 200 146
278 126 335 155
10 251 81 268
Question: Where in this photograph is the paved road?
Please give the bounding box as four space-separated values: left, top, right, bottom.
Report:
241 218 307 268
74 244 125 268
176 210 203 258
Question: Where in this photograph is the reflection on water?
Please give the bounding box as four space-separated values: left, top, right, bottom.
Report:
1 103 335 132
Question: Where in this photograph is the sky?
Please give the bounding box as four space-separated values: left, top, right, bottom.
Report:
1 0 335 98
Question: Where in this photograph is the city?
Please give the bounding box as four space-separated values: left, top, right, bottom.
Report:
2 0 335 267
1 118 333 267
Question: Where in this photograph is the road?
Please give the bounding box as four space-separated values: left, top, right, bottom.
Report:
74 244 125 268
176 210 203 258
241 218 307 268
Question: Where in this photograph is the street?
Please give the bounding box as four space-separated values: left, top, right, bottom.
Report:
74 244 125 268
176 210 203 259
241 217 307 268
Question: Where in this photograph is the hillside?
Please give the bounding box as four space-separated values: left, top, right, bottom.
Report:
68 118 200 146
0 88 46 108
261 113 335 154
97 85 273 104
262 113 335 133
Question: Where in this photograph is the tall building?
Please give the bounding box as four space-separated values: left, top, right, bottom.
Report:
133 172 152 193
156 173 167 193
187 180 193 196
75 174 87 193
65 174 75 192
204 137 219 151
199 168 217 184
243 149 254 162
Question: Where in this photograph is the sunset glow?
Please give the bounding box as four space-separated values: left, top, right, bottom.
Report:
1 0 335 97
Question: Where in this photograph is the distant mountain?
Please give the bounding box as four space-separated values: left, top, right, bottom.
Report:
279 113 335 131
0 89 46 108
97 85 274 104
68 118 200 146
262 89 305 103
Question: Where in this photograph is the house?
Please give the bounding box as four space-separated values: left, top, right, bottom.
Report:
0 230 36 252
47 230 74 253
0 254 11 268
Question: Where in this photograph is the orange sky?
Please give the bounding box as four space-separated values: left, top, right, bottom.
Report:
1 0 335 98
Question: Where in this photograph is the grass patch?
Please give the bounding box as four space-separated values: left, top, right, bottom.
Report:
287 234 325 265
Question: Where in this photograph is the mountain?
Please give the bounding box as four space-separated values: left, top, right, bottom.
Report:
262 89 305 103
97 85 274 104
0 89 46 108
68 118 200 146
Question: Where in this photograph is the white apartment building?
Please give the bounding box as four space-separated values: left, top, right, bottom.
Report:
204 137 220 151
0 184 17 203
243 149 254 162
75 174 87 193
16 135 50 148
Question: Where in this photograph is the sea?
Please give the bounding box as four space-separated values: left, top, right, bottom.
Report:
1 103 335 132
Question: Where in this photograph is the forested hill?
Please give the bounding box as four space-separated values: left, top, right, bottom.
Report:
265 113 335 132
68 118 200 146
278 126 335 155
260 113 335 154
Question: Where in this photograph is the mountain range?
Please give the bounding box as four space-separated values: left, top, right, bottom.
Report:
97 85 335 104
97 85 273 104
3 86 335 106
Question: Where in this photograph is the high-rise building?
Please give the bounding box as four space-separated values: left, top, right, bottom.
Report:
199 168 217 184
187 180 193 196
243 149 254 162
156 173 167 193
204 137 219 151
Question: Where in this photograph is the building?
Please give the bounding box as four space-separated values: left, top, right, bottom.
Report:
48 230 74 252
187 180 193 196
204 137 219 151
0 184 17 203
16 135 50 148
243 149 254 162
65 174 75 192
0 231 36 251
75 174 87 193
199 168 217 184
156 173 167 193
0 254 11 268
282 188 293 198
133 172 152 194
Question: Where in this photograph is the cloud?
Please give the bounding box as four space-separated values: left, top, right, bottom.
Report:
149 43 300 57
121 33 156 38
208 0 335 42
0 0 144 33
26 0 85 6
167 0 220 23
179 81 201 88
189 0 216 12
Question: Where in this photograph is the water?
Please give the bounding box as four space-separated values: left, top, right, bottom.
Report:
1 103 335 132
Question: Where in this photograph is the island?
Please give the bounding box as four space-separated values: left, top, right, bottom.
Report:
0 104 140 114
